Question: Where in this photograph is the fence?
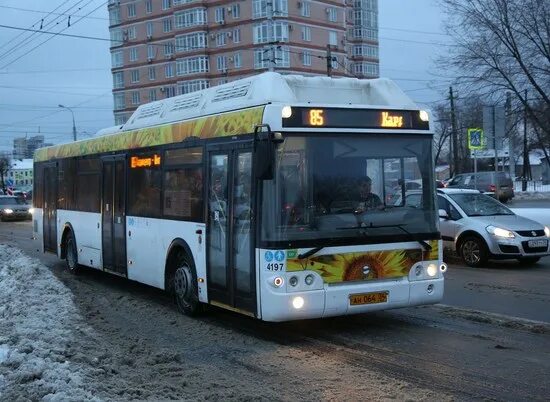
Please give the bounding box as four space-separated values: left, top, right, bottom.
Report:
514 180 550 192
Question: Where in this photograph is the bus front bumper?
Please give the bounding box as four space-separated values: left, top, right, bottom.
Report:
260 277 444 322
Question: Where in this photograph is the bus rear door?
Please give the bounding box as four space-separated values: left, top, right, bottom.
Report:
43 163 57 253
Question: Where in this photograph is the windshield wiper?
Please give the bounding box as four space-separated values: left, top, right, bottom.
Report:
297 246 324 260
343 223 432 252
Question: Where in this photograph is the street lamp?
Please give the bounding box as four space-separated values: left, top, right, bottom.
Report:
58 104 77 141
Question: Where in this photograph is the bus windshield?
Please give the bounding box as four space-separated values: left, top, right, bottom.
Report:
261 134 437 245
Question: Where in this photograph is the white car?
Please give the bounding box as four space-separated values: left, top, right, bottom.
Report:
436 189 550 267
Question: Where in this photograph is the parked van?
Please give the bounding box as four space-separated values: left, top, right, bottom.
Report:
446 171 514 202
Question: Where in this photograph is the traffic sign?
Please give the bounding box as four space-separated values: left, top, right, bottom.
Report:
468 128 484 150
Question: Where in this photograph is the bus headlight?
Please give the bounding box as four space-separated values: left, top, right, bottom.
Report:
304 274 314 285
426 263 438 277
289 276 298 287
292 296 304 309
3 209 13 214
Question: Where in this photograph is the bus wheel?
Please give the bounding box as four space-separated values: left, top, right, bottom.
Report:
172 251 200 316
65 234 80 274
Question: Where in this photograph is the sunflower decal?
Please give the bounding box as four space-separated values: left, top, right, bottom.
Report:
287 246 435 284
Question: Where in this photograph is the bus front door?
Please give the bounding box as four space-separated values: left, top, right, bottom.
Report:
207 147 256 315
101 157 127 276
43 164 57 253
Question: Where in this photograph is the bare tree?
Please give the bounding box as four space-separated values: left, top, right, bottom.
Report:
438 0 550 142
0 156 11 192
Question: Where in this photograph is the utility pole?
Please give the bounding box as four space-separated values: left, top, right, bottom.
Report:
522 89 531 191
326 45 332 77
267 0 275 72
449 87 459 176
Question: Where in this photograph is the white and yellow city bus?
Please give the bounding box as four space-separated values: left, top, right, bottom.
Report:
33 72 445 322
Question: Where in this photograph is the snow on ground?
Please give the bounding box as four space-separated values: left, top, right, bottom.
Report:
0 245 97 401
510 208 550 228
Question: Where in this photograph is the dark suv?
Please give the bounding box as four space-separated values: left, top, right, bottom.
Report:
446 171 514 202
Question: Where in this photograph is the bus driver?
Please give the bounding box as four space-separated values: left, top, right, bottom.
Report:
356 176 383 212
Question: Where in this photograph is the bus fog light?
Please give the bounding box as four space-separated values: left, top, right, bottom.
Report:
289 276 298 287
415 265 422 276
272 277 284 288
305 274 314 285
292 296 304 309
440 263 448 273
427 263 438 277
427 284 434 294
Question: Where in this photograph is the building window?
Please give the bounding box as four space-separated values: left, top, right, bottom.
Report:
131 69 140 83
354 62 379 76
331 56 338 69
146 0 152 13
113 71 124 88
110 28 123 46
164 41 175 56
127 3 136 17
176 32 207 52
178 80 209 94
301 1 310 17
327 7 337 22
131 91 141 105
254 46 289 68
127 26 136 40
162 0 171 10
253 0 288 18
114 93 125 110
163 18 173 33
129 47 138 62
216 33 226 47
301 26 311 41
302 50 311 66
216 55 227 71
148 67 156 80
329 31 337 46
147 45 155 60
109 7 121 25
232 4 240 18
233 52 241 68
215 7 225 23
165 86 176 97
353 44 379 58
253 21 288 44
150 89 157 102
233 28 240 43
111 51 123 68
176 56 209 75
146 22 153 38
174 8 207 28
165 63 175 78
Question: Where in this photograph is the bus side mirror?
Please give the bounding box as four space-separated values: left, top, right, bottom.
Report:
254 125 282 181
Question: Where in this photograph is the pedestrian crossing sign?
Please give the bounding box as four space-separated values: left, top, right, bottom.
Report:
468 128 484 150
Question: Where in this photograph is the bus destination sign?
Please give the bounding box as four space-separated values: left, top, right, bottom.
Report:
130 154 161 169
282 107 429 130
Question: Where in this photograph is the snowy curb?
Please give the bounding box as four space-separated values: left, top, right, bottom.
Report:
436 304 550 335
512 191 550 200
0 245 97 401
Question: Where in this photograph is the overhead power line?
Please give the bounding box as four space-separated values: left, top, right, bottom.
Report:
0 24 113 43
0 5 109 21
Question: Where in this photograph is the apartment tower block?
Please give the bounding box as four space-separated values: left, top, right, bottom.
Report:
108 0 379 125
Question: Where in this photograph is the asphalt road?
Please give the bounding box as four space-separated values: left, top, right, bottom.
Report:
1 221 550 400
508 198 550 208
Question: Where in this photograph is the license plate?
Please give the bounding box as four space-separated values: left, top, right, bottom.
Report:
349 291 388 306
528 239 548 248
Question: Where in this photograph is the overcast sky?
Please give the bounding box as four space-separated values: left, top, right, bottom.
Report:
0 0 451 152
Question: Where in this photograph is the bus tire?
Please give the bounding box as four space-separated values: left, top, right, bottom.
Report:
64 232 80 274
170 248 201 316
